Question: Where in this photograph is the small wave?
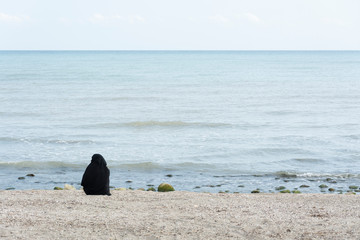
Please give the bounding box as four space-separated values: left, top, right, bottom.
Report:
266 110 296 116
0 112 40 117
113 162 162 170
0 160 218 171
105 96 165 102
267 171 360 179
342 135 360 140
296 172 360 179
111 161 216 171
83 121 231 129
0 137 94 145
124 121 231 128
291 158 325 163
273 171 298 178
244 147 312 156
0 161 85 169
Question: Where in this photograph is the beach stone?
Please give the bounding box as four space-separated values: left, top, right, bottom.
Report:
147 187 156 191
275 186 286 191
280 190 291 193
18 177 25 180
115 188 127 191
137 188 145 191
292 190 301 194
349 185 358 190
300 185 310 188
326 178 337 183
346 192 356 195
125 180 132 183
26 174 35 177
194 186 201 189
54 187 63 190
64 184 76 190
165 174 173 177
251 190 260 193
328 188 335 192
319 184 328 188
238 185 245 188
6 187 15 190
158 183 175 192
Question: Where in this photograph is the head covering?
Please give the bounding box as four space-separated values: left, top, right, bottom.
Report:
91 153 107 167
81 154 111 195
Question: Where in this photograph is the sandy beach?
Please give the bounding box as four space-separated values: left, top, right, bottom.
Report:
1 190 360 239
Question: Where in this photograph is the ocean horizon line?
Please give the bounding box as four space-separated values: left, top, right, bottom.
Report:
1 49 359 52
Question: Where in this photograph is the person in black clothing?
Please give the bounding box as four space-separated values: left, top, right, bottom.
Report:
81 154 111 196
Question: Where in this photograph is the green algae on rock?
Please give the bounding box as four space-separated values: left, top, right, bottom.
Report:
319 184 328 188
280 190 291 193
275 186 286 191
158 183 175 192
147 187 156 191
54 187 63 190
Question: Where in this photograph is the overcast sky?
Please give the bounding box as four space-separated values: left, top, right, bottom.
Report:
0 0 359 50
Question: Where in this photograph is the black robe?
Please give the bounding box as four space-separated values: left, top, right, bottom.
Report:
81 154 111 195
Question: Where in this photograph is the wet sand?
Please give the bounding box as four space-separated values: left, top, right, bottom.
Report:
1 190 360 239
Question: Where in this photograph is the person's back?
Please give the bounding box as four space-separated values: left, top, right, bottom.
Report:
81 154 111 196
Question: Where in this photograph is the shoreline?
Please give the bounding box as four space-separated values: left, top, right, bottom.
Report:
1 190 360 239
4 169 360 194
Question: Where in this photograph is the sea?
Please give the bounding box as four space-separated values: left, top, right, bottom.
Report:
1 50 360 193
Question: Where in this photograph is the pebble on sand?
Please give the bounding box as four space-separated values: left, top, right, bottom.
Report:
158 183 175 192
64 184 76 190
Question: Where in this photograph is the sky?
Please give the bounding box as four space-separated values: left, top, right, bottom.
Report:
0 0 359 50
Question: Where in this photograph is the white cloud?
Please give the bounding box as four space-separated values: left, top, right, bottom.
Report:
93 13 106 21
0 13 28 22
243 13 261 23
209 14 231 24
129 15 145 24
322 18 347 27
90 14 145 24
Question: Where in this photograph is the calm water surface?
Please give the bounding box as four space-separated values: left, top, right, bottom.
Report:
1 51 360 193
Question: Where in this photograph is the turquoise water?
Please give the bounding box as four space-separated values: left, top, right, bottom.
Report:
1 51 360 193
